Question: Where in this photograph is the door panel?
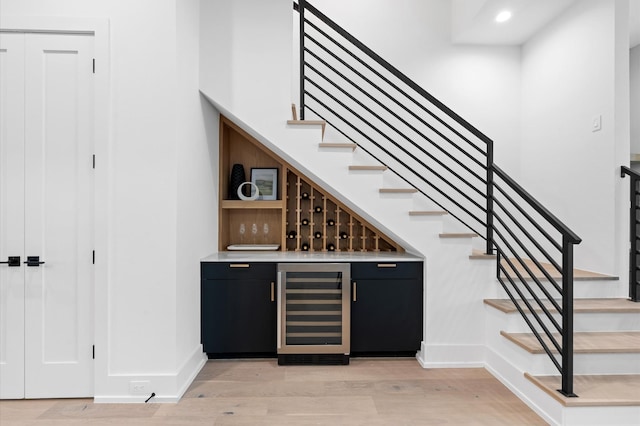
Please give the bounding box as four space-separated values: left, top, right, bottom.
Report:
0 32 94 399
0 32 26 400
23 33 94 398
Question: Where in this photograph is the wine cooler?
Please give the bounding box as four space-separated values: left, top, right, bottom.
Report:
277 263 350 365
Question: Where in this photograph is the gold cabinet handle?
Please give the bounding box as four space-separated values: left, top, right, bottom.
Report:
271 282 275 302
353 281 357 302
377 263 397 268
229 264 250 268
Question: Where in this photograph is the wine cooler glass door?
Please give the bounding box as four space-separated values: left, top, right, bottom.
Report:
277 263 350 355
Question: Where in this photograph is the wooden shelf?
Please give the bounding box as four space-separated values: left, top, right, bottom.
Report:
221 200 284 209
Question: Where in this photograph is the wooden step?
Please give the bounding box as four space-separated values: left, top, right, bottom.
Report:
287 119 326 138
469 249 497 260
439 232 479 239
379 188 418 194
501 258 618 281
349 165 388 171
484 298 640 314
319 142 356 150
500 330 640 354
408 210 448 216
525 373 640 407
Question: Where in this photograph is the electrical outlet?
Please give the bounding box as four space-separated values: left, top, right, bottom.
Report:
129 380 150 395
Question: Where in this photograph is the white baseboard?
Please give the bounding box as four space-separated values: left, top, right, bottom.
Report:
416 341 485 368
94 345 207 404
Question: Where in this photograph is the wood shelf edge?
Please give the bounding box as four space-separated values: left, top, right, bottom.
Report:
221 200 284 209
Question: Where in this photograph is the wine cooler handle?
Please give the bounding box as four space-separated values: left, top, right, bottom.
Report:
276 272 282 350
377 263 397 268
270 282 275 302
352 281 357 302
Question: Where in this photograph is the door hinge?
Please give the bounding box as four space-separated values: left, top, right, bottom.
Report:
92 154 95 169
92 345 95 359
92 250 95 265
92 58 95 74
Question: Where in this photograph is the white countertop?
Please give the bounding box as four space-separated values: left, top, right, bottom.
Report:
201 251 424 263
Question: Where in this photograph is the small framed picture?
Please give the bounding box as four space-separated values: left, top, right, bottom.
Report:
251 168 278 200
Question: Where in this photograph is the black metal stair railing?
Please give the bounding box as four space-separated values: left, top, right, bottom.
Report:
621 166 640 302
294 0 582 396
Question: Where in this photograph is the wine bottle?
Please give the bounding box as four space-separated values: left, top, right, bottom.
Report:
327 243 336 251
287 230 297 239
340 231 348 239
301 218 309 226
301 242 310 251
301 191 309 200
314 231 322 239
314 206 322 213
327 219 335 226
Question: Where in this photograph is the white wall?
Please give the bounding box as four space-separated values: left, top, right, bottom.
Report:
175 0 216 386
1 0 214 401
200 0 292 130
521 0 629 275
632 45 640 153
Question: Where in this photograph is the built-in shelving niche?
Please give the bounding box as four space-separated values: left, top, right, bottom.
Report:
219 114 403 253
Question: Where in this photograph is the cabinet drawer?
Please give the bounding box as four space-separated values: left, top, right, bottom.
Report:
201 262 276 280
351 261 422 280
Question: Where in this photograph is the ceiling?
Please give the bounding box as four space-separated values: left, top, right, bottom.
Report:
451 0 640 48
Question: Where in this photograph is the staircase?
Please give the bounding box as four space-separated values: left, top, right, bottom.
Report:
284 112 640 425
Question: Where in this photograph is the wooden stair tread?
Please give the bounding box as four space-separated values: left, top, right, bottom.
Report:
439 232 479 238
319 142 356 150
379 188 418 193
286 119 326 137
408 210 448 216
525 373 640 407
484 298 640 314
501 257 618 281
469 249 497 260
349 165 388 171
500 330 640 354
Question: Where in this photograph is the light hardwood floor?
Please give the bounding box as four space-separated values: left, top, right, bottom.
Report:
0 358 547 425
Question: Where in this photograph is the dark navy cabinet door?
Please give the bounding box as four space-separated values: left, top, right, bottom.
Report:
350 262 423 354
201 262 276 356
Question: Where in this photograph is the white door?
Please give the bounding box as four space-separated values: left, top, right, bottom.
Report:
0 32 26 400
0 32 94 399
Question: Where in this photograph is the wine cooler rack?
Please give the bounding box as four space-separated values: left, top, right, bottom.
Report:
285 171 399 252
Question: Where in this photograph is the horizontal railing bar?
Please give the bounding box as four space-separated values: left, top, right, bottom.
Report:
493 165 581 243
303 46 488 174
303 36 487 168
493 180 562 252
304 82 488 213
492 196 563 273
305 100 488 233
303 20 487 159
301 2 494 146
304 63 487 193
496 266 563 373
493 227 564 312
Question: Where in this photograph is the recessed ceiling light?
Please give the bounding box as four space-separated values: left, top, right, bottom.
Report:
495 10 512 23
